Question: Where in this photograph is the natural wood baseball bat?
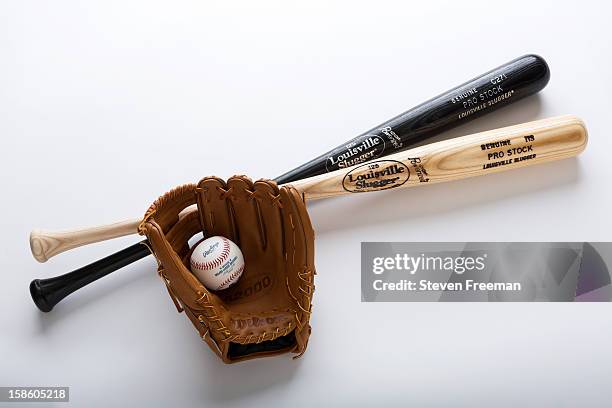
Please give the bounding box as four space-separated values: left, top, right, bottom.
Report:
30 115 587 263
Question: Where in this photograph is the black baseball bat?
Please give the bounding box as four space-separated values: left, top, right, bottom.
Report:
30 54 550 312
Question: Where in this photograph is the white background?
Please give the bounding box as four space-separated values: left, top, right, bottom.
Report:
1 1 611 407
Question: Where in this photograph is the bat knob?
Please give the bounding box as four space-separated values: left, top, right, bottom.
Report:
30 279 54 312
30 230 50 263
28 242 152 312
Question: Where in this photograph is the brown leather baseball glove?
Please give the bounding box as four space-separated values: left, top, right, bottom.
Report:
139 175 316 363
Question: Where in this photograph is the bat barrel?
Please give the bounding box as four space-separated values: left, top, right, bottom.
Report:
293 115 587 200
276 54 550 183
30 241 151 312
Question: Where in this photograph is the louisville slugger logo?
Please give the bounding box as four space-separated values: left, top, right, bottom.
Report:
325 135 386 171
342 160 410 193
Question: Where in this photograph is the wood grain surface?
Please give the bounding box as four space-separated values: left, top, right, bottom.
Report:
291 115 587 200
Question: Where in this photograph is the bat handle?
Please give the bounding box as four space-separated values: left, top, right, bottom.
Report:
30 219 141 263
30 241 151 312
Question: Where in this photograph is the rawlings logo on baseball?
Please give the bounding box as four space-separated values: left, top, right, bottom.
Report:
203 241 220 257
190 236 245 291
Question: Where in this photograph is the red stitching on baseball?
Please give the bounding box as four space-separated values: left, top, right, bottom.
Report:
191 238 231 271
217 263 244 290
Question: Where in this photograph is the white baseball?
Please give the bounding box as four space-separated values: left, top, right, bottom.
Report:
190 236 245 291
